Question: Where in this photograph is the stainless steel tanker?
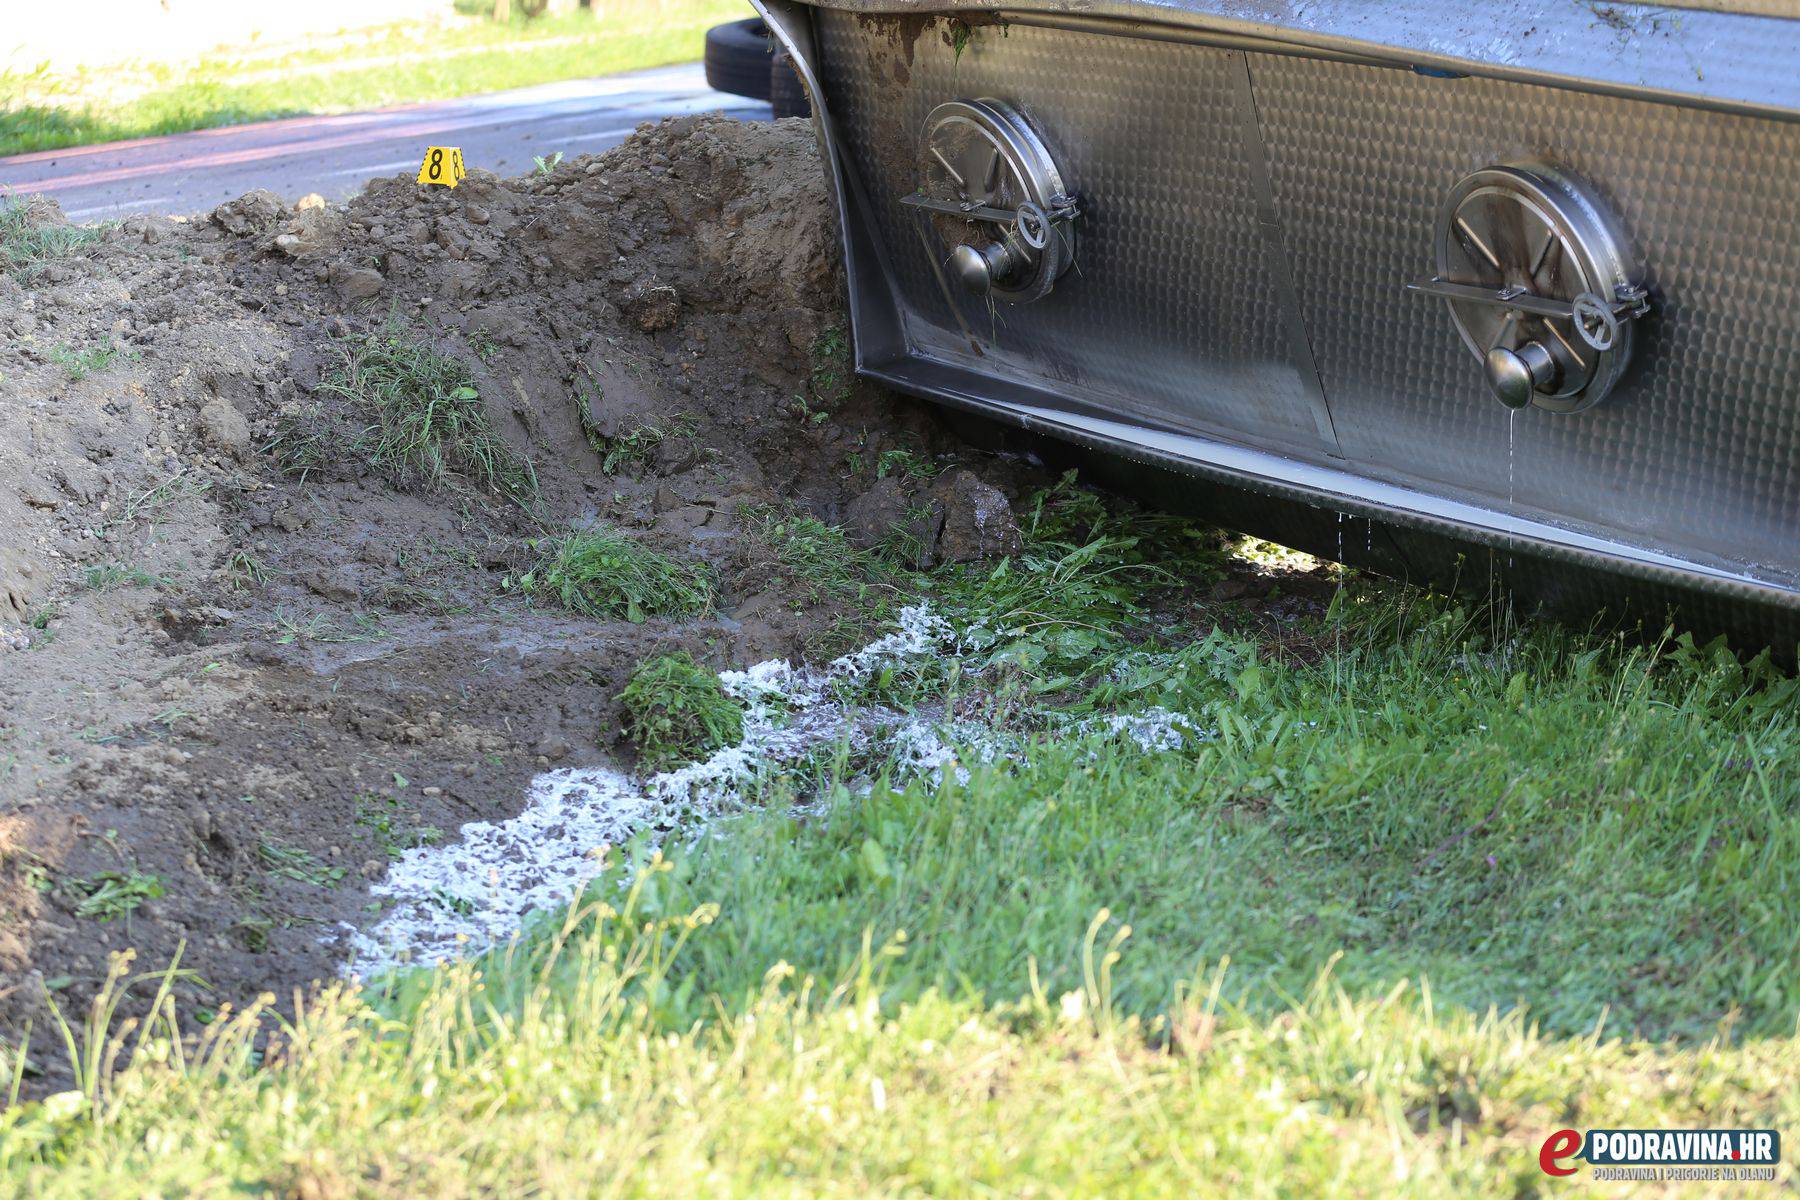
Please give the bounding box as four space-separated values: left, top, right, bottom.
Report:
755 0 1800 651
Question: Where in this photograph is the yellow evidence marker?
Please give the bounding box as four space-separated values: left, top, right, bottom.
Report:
417 147 467 188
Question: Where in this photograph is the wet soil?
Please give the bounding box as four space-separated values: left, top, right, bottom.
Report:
0 115 1016 1083
0 111 1336 1095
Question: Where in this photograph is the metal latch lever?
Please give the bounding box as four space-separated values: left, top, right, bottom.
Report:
1405 277 1649 351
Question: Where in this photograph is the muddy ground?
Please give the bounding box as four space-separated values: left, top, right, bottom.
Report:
0 115 993 1056
0 114 1329 1088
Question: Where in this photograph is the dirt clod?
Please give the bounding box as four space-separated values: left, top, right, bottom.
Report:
843 476 927 552
328 263 384 300
199 397 253 456
210 189 284 235
934 469 1022 562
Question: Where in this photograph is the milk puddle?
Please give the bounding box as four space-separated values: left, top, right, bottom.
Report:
340 604 1204 976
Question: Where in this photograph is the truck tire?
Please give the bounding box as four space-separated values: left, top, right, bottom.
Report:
704 18 773 102
769 47 812 119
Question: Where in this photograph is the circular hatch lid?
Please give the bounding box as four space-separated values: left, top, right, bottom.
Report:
1420 163 1648 413
908 98 1077 305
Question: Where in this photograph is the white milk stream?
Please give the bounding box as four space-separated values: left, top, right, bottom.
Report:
340 605 1205 976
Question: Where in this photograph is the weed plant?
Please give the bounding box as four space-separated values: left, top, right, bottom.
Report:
619 652 744 770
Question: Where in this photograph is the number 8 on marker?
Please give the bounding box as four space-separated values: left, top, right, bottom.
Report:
417 147 467 188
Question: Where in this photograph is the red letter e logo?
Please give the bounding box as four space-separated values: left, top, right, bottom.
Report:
1539 1129 1582 1177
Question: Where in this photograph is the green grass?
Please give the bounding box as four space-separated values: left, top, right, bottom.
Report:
0 2 749 158
800 323 852 419
269 609 389 645
48 343 127 381
745 503 903 655
263 403 334 482
749 504 894 607
222 549 268 589
465 327 499 365
532 483 1798 1045
79 562 166 593
23 605 57 648
619 651 744 769
317 327 538 507
98 469 210 537
3 480 1797 1193
581 407 699 476
517 526 714 623
623 631 1798 1041
5 858 1797 1196
0 197 100 280
356 795 443 863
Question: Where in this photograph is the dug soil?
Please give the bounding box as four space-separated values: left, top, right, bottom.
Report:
0 115 1052 1084
0 113 1337 1093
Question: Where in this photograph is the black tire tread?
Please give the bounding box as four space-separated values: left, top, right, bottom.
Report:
704 18 773 102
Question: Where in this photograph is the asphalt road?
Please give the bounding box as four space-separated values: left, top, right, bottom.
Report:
0 63 772 222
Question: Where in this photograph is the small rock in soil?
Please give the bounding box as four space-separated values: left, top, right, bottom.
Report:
199 398 253 458
932 469 1023 563
844 476 944 568
329 263 385 301
210 189 284 236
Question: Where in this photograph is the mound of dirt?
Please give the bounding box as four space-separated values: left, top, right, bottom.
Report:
0 114 1037 1082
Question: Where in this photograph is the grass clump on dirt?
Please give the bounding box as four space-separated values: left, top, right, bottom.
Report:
264 403 333 482
845 471 1229 704
269 609 388 646
517 527 713 624
0 196 99 282
66 871 164 923
586 412 699 476
747 504 903 657
79 562 165 593
573 378 698 475
317 328 537 507
49 343 127 382
792 324 851 423
619 652 744 770
257 841 347 889
750 505 892 607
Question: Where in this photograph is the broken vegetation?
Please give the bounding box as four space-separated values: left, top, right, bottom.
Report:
619 651 744 770
317 326 539 507
0 195 100 281
516 527 714 623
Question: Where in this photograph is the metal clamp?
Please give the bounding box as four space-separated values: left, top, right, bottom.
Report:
1405 277 1649 334
1573 283 1649 350
1411 273 1651 410
899 192 1079 244
903 190 1080 298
